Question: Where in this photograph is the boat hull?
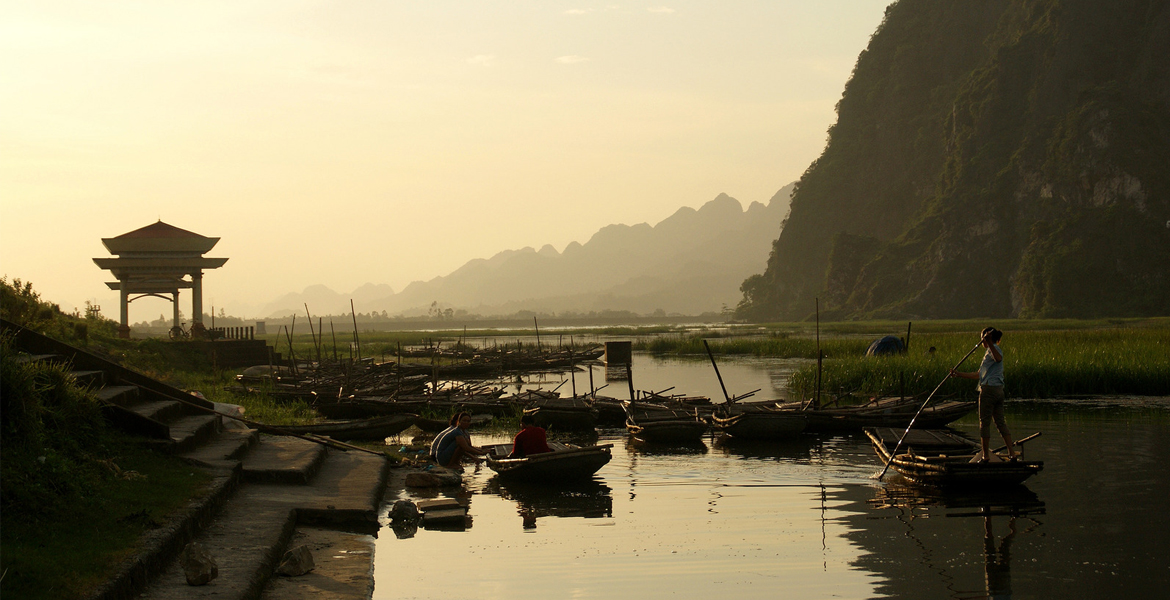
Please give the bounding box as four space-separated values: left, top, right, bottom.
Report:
485 443 613 482
866 428 1043 488
712 409 807 440
280 414 417 441
627 419 709 443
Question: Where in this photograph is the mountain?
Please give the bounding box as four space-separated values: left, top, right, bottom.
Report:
737 0 1170 321
257 187 793 318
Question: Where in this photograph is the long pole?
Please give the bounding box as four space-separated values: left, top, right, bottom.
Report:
350 299 361 362
534 316 541 352
878 340 984 480
703 339 732 404
815 297 822 410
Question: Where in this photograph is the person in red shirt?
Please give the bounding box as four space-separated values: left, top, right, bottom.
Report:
509 414 552 458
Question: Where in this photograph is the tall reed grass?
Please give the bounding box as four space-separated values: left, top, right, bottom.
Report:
788 329 1170 399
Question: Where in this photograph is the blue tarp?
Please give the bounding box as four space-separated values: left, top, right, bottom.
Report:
865 335 905 356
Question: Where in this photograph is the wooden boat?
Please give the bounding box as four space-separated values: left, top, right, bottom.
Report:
624 402 709 443
773 396 976 432
523 396 598 432
627 419 709 443
711 403 807 440
413 413 494 433
278 413 417 441
483 442 613 482
866 427 1043 488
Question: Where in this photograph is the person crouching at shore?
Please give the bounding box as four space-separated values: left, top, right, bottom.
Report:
949 327 1017 463
430 411 487 468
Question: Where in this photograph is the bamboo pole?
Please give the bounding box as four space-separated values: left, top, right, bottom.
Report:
350 299 361 362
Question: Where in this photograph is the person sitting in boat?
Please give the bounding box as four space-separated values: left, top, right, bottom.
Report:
430 412 487 468
509 413 552 458
949 327 1018 463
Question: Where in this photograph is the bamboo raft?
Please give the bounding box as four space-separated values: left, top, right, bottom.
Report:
866 427 1043 488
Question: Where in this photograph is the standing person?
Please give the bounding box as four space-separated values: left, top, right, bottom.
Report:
430 412 487 468
509 413 552 458
949 327 1017 462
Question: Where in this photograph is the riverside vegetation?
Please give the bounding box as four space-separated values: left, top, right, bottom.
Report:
638 319 1170 400
0 278 315 599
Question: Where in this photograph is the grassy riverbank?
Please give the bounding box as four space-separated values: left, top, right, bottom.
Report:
641 319 1170 399
0 332 213 600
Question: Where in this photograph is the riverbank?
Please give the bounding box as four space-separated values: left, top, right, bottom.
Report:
639 319 1170 399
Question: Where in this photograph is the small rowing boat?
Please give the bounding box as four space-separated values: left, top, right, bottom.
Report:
483 441 612 482
866 427 1043 488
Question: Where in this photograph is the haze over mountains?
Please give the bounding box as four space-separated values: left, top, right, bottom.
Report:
258 184 794 319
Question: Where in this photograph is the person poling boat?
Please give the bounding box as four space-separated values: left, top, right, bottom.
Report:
949 327 1017 463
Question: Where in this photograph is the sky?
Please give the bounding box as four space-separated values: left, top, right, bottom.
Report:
1 1 890 319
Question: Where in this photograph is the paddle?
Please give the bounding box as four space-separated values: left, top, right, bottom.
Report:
878 339 985 480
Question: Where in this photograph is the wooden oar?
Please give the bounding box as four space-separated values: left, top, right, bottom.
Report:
878 340 984 480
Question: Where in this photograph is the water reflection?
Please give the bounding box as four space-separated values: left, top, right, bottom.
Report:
624 434 709 456
482 477 613 529
711 433 815 461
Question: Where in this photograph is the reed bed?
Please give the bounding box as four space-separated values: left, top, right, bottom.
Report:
788 329 1170 399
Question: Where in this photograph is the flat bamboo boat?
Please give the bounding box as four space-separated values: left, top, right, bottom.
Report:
523 396 598 432
773 397 976 432
712 403 807 440
866 427 1043 488
624 402 709 443
484 442 613 482
279 413 417 441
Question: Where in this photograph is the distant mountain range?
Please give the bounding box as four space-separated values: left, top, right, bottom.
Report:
259 185 794 318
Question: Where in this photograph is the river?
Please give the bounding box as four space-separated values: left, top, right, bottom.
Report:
372 354 1170 599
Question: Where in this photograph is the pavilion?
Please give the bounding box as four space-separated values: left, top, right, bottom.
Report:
93 221 227 338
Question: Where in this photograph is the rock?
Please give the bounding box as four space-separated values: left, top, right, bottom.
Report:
180 542 218 586
389 500 420 523
404 472 442 487
391 521 418 539
276 544 315 577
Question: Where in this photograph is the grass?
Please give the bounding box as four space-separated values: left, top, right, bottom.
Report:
641 321 1170 400
1 436 212 600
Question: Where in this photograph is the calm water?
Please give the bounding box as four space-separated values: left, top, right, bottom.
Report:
374 355 1170 599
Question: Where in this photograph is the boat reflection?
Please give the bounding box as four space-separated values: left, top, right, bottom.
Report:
870 481 1046 517
482 477 613 530
710 433 814 461
832 481 1043 599
624 434 709 456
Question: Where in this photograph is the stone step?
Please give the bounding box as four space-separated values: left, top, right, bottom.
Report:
130 399 190 424
70 369 106 389
136 495 298 600
241 436 328 485
180 428 260 470
96 384 141 406
244 450 389 525
169 414 222 454
137 447 388 600
15 353 63 364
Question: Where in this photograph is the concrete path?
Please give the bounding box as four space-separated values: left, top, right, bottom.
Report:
137 434 388 600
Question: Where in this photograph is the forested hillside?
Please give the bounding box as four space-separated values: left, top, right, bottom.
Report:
738 0 1170 320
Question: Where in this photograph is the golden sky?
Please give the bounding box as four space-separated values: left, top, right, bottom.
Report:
1 1 889 318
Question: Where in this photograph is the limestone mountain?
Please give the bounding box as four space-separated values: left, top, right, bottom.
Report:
737 0 1170 320
259 187 792 318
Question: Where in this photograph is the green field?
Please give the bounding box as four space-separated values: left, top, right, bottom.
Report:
639 319 1170 399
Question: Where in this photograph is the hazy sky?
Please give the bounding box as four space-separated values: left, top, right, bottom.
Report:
2 1 889 319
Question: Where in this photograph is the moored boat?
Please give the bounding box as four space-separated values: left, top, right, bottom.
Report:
711 403 807 440
866 427 1043 488
523 396 598 432
773 396 976 432
483 442 613 482
278 413 417 441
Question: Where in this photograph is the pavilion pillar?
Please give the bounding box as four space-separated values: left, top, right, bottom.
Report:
172 291 181 328
118 280 131 339
191 271 204 325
